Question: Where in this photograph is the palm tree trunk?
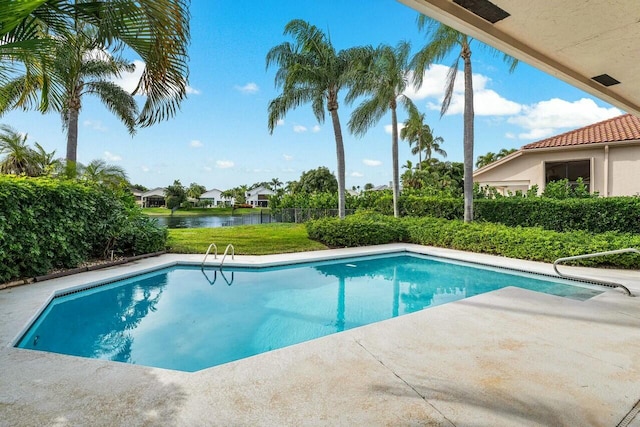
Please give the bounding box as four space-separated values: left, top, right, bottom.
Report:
66 101 80 177
418 141 423 170
462 46 474 222
391 105 400 218
330 108 346 219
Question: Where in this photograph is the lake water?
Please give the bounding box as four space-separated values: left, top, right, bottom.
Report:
153 213 279 228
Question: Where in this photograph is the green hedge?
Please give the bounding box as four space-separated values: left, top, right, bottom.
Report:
306 212 407 247
0 176 167 282
305 213 640 268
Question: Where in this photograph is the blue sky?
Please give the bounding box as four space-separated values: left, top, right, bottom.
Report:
2 0 623 190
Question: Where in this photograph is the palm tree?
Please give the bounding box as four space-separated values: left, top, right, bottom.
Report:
347 41 415 218
266 19 369 220
402 160 414 170
497 148 517 159
31 142 60 176
0 124 39 176
2 29 139 175
0 0 190 125
412 15 517 222
270 177 283 191
79 159 128 188
475 151 498 168
401 107 426 169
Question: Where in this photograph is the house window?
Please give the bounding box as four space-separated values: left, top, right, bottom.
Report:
545 160 590 186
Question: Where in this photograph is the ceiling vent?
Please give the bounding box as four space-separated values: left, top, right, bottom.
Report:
591 74 621 87
453 0 510 24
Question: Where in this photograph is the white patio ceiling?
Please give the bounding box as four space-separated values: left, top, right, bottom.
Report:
398 0 640 116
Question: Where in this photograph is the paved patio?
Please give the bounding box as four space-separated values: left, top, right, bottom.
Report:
1 244 639 426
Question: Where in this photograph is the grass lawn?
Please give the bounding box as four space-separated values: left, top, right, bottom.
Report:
143 207 268 216
167 223 328 255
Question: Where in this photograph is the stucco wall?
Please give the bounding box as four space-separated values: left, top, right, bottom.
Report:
474 144 640 196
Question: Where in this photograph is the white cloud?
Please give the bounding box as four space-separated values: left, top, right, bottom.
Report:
216 160 234 169
277 119 285 126
141 165 150 173
104 151 122 161
203 166 213 172
186 86 201 95
405 64 521 116
111 60 145 95
293 125 307 133
83 120 107 132
363 159 382 167
505 132 516 139
384 123 405 135
283 154 294 161
235 82 259 94
508 98 622 140
312 125 321 133
190 139 203 148
351 171 364 177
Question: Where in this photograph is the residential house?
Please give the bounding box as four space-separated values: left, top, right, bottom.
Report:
141 187 166 208
473 114 640 197
245 186 275 207
130 188 144 207
199 188 234 207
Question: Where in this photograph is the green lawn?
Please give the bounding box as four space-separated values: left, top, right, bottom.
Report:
143 207 268 216
167 223 328 255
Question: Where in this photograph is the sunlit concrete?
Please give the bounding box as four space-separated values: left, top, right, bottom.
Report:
1 244 639 426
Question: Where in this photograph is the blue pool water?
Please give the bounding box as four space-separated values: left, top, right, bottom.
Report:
17 253 603 371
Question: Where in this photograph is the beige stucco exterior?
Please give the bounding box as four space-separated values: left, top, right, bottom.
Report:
474 141 640 197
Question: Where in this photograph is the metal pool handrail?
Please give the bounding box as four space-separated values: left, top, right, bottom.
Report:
220 244 235 267
553 248 638 296
201 243 218 266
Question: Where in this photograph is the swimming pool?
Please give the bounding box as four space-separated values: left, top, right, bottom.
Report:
16 253 603 372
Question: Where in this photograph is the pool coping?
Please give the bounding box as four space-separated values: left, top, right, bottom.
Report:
2 243 640 426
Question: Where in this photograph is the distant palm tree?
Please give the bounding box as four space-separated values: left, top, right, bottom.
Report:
475 151 498 168
402 160 414 170
0 124 39 176
266 19 370 219
412 15 518 222
31 142 60 176
401 107 426 169
347 41 415 218
79 159 128 189
497 148 517 159
270 177 283 191
0 0 190 125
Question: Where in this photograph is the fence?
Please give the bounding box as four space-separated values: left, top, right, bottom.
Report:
272 208 356 223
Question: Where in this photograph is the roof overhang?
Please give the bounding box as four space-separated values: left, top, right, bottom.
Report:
398 0 640 116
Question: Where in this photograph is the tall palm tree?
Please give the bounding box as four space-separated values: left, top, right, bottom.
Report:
2 29 139 175
79 159 128 188
412 15 517 222
0 0 190 125
0 124 39 176
401 107 426 169
347 41 415 218
418 124 446 161
266 19 369 220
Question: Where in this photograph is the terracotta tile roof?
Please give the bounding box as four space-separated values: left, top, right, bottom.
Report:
522 114 640 150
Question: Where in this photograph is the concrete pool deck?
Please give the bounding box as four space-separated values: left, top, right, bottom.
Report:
1 244 639 426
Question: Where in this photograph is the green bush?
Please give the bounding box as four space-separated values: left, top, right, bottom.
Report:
404 217 640 268
306 212 407 247
0 176 167 282
111 215 168 256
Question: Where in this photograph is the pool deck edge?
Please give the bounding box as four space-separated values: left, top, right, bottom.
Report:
1 244 639 426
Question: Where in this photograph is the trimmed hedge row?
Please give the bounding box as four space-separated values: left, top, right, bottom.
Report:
306 212 407 247
0 176 167 283
305 214 640 269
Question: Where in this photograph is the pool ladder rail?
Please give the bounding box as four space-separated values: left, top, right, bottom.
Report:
201 243 235 267
553 248 637 297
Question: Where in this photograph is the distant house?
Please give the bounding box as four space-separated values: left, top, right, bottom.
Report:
141 187 166 208
199 188 234 207
474 114 640 197
245 186 275 207
130 188 144 207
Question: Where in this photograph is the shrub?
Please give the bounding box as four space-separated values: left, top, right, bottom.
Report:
306 212 407 247
0 176 167 282
111 215 168 256
404 217 640 268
